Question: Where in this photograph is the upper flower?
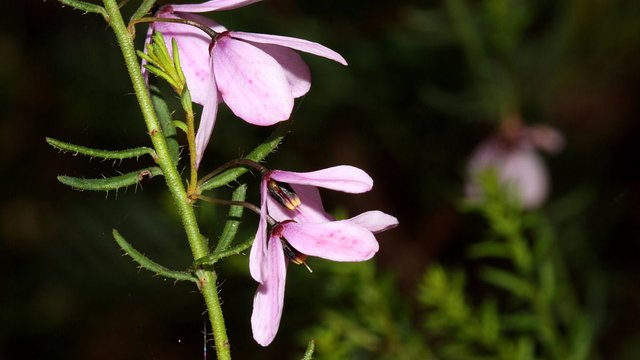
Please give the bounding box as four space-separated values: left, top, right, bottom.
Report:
465 123 564 209
145 0 347 166
248 165 398 346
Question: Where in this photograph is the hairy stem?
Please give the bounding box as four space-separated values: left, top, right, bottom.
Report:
185 106 199 195
101 1 230 359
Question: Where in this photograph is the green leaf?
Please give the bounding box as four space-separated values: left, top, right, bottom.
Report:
479 266 534 299
301 340 315 360
57 0 108 20
130 0 156 21
173 38 187 87
150 85 180 165
173 120 188 134
194 237 254 266
501 312 537 331
467 240 510 259
199 122 290 191
57 167 162 191
215 184 247 252
46 137 154 160
113 229 197 283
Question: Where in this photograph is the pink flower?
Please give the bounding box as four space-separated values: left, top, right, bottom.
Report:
145 0 347 166
465 125 564 209
248 166 398 346
250 165 374 282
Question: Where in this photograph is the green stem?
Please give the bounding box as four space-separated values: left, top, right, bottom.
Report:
101 1 230 359
185 106 198 196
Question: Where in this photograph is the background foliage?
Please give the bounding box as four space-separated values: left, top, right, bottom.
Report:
1 0 640 358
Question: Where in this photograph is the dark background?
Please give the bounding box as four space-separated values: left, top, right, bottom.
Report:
1 0 640 358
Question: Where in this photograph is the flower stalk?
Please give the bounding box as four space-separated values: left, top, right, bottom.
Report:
101 1 230 359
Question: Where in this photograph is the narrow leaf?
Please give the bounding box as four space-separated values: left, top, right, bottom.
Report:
467 240 509 259
130 0 156 21
57 0 108 20
46 137 154 160
172 38 187 87
215 184 247 252
301 340 315 360
113 229 197 283
195 237 254 266
173 120 188 134
480 266 534 299
145 64 180 89
150 85 180 165
199 122 290 191
58 167 162 191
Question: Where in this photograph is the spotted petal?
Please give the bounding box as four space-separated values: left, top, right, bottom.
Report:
269 166 373 193
266 184 333 223
153 12 214 104
194 57 219 168
282 221 379 262
348 211 399 234
250 181 269 282
171 0 262 13
250 42 311 98
212 37 293 125
231 32 348 65
251 233 286 346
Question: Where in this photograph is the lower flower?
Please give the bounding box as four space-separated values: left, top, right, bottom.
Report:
250 211 398 346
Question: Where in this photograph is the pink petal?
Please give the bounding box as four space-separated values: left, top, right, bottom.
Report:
249 181 269 282
282 221 379 262
194 56 219 168
267 184 334 223
348 211 399 234
500 148 549 209
212 37 293 125
466 137 549 209
270 166 373 193
177 12 228 33
249 43 311 98
153 12 213 104
170 0 262 13
526 125 565 154
251 234 286 346
231 32 348 66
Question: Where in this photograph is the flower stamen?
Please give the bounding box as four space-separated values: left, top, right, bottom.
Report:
267 179 301 211
280 238 312 273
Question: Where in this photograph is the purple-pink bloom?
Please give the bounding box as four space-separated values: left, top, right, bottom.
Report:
250 165 373 282
145 0 347 166
465 125 564 209
251 214 397 346
248 165 398 346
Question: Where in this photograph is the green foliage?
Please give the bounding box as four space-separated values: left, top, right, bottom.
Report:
198 122 289 191
150 85 180 165
56 0 107 20
301 340 315 360
46 137 155 160
300 262 430 360
112 229 197 283
138 32 187 95
57 166 163 192
417 173 595 359
301 172 595 359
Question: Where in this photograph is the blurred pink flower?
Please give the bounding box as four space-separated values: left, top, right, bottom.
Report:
248 166 398 345
465 125 564 209
144 0 347 166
